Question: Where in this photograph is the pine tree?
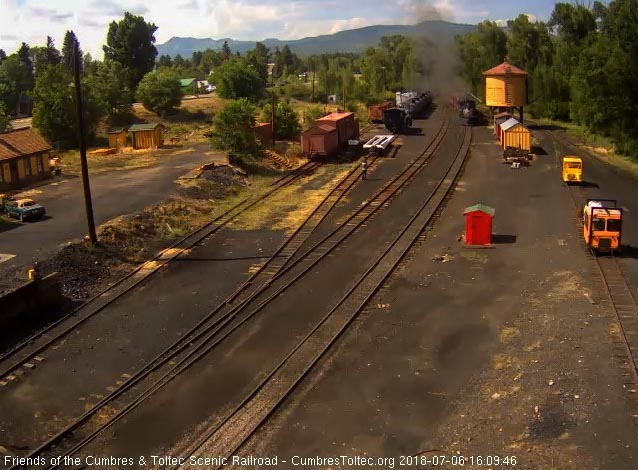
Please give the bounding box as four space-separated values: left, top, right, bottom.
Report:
62 30 81 73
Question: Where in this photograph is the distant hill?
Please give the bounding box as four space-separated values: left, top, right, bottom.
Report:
156 20 476 58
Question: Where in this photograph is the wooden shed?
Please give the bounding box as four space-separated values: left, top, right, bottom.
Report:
493 112 513 138
315 112 359 146
107 127 128 149
464 204 495 246
301 124 339 157
253 122 273 145
500 118 531 152
128 123 165 150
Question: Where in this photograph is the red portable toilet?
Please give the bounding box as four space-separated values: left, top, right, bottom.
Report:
463 204 495 245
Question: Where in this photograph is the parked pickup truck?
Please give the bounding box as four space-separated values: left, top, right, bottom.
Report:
5 198 46 221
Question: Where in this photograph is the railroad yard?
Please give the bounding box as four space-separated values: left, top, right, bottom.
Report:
1 100 638 470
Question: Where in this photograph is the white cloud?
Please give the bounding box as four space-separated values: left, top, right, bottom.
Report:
0 0 501 58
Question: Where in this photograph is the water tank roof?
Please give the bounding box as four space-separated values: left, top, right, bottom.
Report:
483 60 528 76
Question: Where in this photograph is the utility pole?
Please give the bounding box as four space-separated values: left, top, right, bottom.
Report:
343 86 346 112
271 91 276 146
311 64 315 102
73 40 97 244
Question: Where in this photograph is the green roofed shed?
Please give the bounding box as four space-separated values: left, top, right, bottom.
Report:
463 204 495 245
463 204 495 217
180 78 196 87
127 123 165 149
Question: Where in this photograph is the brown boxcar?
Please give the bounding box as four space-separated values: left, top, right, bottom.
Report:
301 124 339 157
368 101 393 123
315 112 359 146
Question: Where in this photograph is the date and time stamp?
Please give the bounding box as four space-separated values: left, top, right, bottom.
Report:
5 454 519 468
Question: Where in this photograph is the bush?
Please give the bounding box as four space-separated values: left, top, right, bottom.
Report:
136 69 182 117
260 100 301 140
211 99 260 157
282 81 311 100
303 104 325 130
213 58 264 101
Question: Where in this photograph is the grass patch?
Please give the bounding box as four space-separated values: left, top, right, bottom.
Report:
532 117 638 179
57 148 173 174
133 94 222 124
231 164 351 233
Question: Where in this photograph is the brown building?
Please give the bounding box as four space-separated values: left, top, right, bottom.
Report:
107 127 128 150
301 124 339 157
0 127 53 190
128 123 165 150
253 122 273 145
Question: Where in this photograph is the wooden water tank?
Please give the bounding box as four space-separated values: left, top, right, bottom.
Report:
483 60 528 108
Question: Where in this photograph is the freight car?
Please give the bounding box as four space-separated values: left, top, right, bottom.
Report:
396 91 432 117
383 108 412 134
368 100 394 123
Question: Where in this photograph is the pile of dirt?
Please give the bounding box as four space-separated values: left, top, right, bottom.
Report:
42 242 135 300
178 165 248 200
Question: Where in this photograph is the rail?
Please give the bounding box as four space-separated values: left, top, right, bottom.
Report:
0 160 320 382
175 126 473 467
12 120 451 469
550 131 638 387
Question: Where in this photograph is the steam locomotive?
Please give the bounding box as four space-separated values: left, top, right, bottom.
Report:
457 98 477 126
382 91 432 134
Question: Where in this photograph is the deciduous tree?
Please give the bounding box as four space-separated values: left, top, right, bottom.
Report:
210 98 259 157
260 100 301 140
87 61 133 119
213 57 264 100
103 12 158 90
135 69 182 117
0 102 10 132
31 64 104 146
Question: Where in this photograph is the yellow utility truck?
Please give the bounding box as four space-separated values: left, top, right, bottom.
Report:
562 156 582 183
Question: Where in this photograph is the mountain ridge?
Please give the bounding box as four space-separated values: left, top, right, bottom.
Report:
156 20 476 58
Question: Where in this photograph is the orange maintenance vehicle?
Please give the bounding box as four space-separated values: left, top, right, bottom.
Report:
583 199 623 252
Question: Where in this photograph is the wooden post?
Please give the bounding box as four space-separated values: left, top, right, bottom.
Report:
73 40 97 245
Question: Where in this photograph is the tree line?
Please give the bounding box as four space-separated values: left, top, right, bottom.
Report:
0 12 159 144
0 9 430 154
456 0 638 157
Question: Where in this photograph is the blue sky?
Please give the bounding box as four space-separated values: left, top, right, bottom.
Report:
0 0 564 57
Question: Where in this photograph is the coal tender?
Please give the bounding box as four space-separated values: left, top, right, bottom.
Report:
383 91 432 134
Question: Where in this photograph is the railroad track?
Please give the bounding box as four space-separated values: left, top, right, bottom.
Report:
8 120 452 469
549 131 638 393
172 125 473 468
0 160 320 384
